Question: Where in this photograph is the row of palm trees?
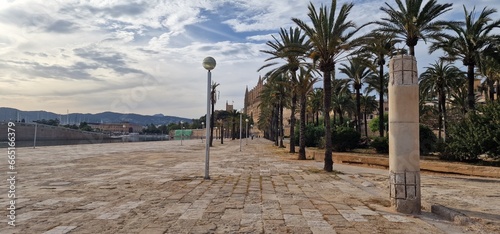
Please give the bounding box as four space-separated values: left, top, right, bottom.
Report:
257 0 500 172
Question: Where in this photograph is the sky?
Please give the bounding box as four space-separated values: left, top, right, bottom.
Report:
0 0 499 119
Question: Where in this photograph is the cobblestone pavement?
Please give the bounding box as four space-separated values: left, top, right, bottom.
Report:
1 138 498 233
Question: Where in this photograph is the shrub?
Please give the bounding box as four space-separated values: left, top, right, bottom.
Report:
294 123 325 148
443 102 500 162
420 124 437 156
371 136 389 154
369 113 388 133
332 126 360 152
368 124 436 155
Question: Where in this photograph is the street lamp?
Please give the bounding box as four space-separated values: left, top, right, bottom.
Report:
215 126 218 139
122 124 126 143
245 118 249 145
201 121 204 129
203 56 216 180
180 121 183 146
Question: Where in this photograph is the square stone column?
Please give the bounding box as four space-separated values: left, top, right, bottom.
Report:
388 55 421 214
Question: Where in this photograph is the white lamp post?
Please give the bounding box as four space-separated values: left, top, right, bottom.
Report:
180 121 183 146
245 118 248 145
203 56 216 180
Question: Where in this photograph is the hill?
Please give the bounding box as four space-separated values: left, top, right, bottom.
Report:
0 107 191 126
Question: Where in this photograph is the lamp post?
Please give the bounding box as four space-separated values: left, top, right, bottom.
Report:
180 121 183 146
250 124 253 140
122 124 126 143
203 56 216 180
215 126 218 139
239 112 242 151
245 118 248 145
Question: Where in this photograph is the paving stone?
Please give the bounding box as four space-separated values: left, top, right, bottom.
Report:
283 214 308 227
43 226 77 234
382 214 412 223
337 210 368 222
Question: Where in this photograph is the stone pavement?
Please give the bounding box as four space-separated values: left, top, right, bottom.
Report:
1 138 498 233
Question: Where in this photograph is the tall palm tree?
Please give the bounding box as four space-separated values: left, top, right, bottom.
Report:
378 0 453 56
259 27 311 153
430 6 500 110
210 82 219 147
331 79 354 125
297 67 319 160
419 60 464 141
360 95 378 138
477 56 500 102
292 0 364 172
308 88 323 126
360 32 402 137
339 57 373 133
259 74 288 147
365 72 389 135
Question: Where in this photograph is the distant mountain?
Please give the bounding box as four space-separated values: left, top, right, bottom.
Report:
0 107 191 126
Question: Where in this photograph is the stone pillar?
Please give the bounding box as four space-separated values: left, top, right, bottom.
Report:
388 55 421 214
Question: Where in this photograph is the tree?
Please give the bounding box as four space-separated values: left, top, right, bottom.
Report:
308 88 323 126
339 57 373 133
259 27 311 153
293 0 364 172
360 32 402 137
210 82 219 147
296 67 319 160
419 60 465 141
331 79 354 126
360 95 378 138
430 6 500 110
378 0 453 56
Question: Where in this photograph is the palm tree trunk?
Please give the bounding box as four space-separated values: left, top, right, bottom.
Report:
497 81 500 102
437 92 443 141
289 93 297 153
279 98 285 148
441 92 447 142
409 45 415 57
323 69 333 172
356 88 361 133
299 93 307 160
467 64 475 110
364 110 368 138
378 64 385 137
487 78 495 101
221 120 224 144
210 101 215 147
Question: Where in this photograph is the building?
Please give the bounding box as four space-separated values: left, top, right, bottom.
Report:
88 122 143 134
244 76 294 136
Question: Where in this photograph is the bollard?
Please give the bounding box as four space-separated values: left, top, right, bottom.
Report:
388 55 421 214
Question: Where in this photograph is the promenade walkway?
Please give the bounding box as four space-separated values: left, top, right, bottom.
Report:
1 138 498 233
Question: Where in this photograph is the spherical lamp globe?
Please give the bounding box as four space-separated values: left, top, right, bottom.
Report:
202 57 216 70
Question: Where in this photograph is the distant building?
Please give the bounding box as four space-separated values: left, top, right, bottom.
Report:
88 122 143 134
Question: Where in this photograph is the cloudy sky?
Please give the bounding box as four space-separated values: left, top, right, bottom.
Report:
1 0 499 119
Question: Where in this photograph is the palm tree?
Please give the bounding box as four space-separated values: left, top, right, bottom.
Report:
210 82 219 147
360 95 378 138
297 67 319 160
331 79 354 125
259 27 311 153
478 53 500 102
308 88 323 126
419 60 464 141
360 32 402 137
365 72 389 136
339 57 373 133
259 74 288 147
378 0 453 56
430 6 500 110
292 0 364 172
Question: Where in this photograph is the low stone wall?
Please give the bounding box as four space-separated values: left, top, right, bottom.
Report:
308 149 500 178
0 122 112 142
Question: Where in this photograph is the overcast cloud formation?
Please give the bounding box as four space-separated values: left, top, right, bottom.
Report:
0 0 499 119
